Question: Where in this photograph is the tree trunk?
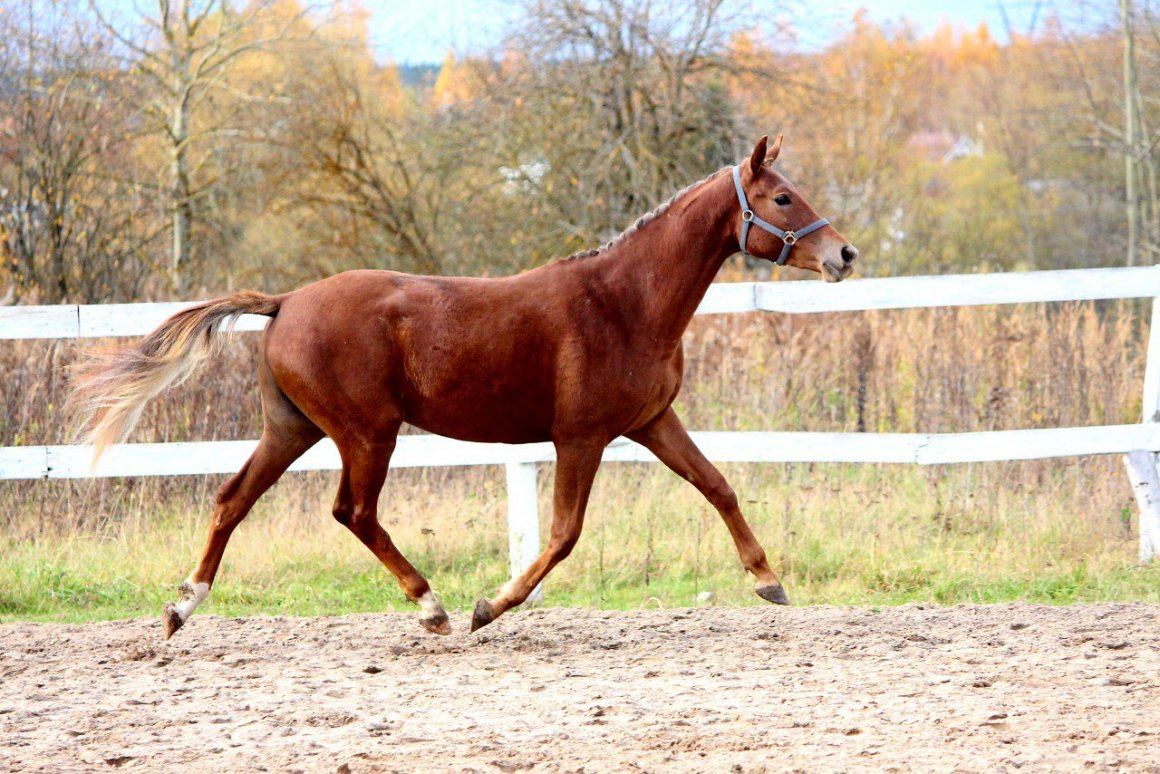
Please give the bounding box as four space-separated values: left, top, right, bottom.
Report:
1122 0 1140 267
170 66 192 294
166 0 194 294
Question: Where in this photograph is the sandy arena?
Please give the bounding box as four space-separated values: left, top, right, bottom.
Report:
1 603 1157 772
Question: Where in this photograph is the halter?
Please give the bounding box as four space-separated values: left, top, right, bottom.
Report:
732 165 830 265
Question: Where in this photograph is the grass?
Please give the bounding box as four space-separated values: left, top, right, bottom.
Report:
3 457 1158 624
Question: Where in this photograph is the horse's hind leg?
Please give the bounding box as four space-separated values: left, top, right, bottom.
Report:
333 433 450 635
162 382 323 638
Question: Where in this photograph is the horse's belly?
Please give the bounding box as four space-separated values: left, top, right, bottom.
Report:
405 398 552 444
410 419 550 445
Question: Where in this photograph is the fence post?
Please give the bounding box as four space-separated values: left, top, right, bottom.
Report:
505 461 543 603
1124 296 1160 562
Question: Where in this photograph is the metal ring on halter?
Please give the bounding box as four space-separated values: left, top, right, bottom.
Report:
732 163 830 262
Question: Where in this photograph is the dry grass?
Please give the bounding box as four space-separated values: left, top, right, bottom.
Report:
3 298 1157 620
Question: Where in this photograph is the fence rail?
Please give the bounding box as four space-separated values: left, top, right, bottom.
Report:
4 265 1160 339
3 266 1159 566
5 425 1160 481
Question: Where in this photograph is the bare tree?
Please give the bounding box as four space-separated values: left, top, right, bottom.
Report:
294 69 448 275
91 0 307 293
497 0 744 245
278 41 531 278
1062 0 1160 265
1123 0 1142 265
0 2 156 303
1135 0 1160 256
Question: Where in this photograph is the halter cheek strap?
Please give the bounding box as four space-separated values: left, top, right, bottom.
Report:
732 165 829 265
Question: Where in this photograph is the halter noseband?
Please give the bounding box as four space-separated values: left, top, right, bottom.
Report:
732 165 829 265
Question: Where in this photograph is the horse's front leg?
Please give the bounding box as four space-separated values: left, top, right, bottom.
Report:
471 440 604 631
628 408 790 606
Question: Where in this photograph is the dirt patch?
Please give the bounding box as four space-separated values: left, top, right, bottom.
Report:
1 604 1157 772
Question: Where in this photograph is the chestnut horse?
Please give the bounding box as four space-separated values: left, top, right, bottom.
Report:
74 136 858 637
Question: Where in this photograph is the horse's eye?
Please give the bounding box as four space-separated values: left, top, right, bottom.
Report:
774 194 791 206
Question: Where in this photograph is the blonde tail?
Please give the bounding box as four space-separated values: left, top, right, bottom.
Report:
71 291 281 462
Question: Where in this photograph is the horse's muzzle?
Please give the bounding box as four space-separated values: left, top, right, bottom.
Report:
822 259 854 283
823 244 858 282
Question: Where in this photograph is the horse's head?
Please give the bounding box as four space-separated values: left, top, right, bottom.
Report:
732 135 858 282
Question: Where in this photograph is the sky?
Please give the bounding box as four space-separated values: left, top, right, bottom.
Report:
367 0 1053 65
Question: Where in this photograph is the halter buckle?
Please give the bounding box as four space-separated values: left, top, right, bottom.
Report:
741 209 754 222
783 230 797 245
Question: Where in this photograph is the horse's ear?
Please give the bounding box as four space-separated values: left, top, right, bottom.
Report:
749 135 768 174
766 134 783 165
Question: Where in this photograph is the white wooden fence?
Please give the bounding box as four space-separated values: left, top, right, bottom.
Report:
3 266 1159 570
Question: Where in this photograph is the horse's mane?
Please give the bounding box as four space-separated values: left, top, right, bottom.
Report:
564 166 732 261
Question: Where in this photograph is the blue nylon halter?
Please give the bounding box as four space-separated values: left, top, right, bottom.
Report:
732 165 830 265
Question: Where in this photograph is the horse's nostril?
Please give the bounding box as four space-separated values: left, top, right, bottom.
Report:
841 245 859 264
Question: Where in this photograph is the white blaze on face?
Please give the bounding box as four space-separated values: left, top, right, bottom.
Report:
173 579 210 621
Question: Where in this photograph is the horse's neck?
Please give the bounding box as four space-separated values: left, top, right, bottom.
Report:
601 173 737 345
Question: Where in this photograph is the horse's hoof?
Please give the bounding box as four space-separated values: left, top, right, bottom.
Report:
470 598 495 632
756 583 791 606
162 602 184 639
420 611 452 636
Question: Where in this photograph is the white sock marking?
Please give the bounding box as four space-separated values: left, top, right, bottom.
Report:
419 590 445 619
174 580 210 621
497 579 518 602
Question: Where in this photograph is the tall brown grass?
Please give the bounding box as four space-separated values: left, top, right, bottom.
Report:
2 298 1152 615
0 300 1146 538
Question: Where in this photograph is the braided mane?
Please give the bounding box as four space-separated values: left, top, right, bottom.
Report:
564 166 732 261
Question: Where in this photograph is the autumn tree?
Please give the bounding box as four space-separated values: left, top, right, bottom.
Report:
6 0 1156 301
0 2 155 303
91 0 310 292
486 0 745 253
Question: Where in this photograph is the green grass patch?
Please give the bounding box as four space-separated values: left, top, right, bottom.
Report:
3 461 1158 624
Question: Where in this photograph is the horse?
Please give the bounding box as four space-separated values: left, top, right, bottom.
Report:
73 135 858 638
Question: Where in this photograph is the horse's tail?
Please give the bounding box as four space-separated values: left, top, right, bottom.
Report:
72 290 282 463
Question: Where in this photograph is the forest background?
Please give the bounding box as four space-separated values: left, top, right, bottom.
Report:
4 0 1159 302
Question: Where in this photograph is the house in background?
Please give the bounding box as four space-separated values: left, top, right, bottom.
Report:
905 131 983 164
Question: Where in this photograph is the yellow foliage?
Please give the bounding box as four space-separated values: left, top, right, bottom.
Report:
432 50 480 108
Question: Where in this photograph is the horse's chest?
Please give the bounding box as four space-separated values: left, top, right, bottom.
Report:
575 350 683 428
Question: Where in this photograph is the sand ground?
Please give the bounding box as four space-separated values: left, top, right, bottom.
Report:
1 603 1157 772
